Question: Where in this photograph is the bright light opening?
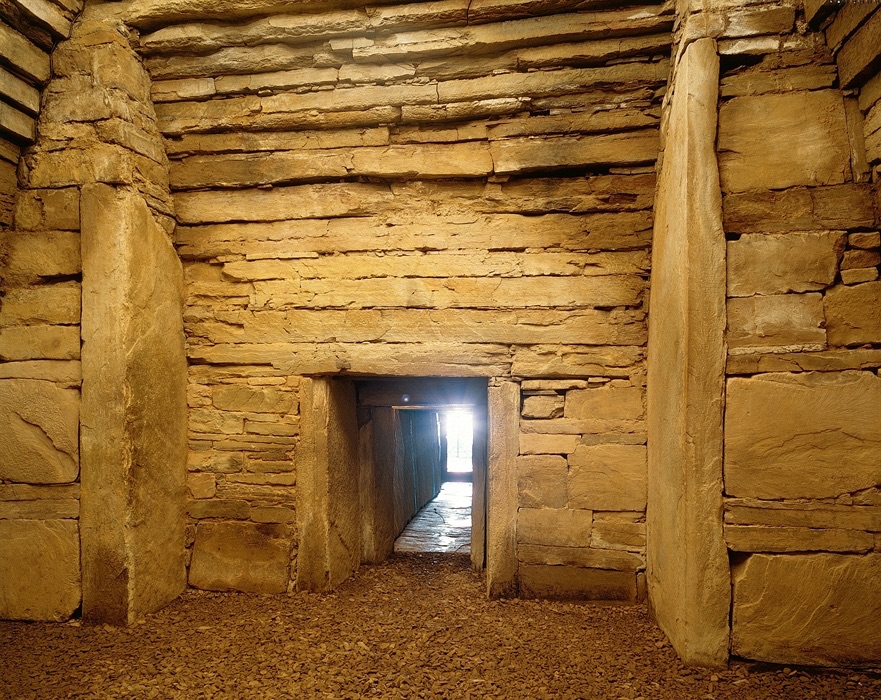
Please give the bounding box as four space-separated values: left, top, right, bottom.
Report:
445 409 473 474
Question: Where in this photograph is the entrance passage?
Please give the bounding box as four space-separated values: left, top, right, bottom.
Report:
394 482 472 554
356 378 487 570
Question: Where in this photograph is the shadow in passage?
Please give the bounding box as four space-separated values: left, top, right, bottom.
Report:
394 482 472 555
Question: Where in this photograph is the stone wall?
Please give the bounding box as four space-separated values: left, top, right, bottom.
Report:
130 0 673 597
0 4 186 622
721 1 881 667
0 0 80 231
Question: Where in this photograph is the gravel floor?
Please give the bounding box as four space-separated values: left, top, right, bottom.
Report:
1 554 878 699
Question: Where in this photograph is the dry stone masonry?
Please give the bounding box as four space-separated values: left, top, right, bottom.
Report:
0 0 879 671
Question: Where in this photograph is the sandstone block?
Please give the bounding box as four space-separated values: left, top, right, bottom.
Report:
0 499 79 519
848 232 880 249
0 325 81 361
727 232 844 296
0 379 79 483
591 520 646 551
841 267 879 285
518 543 643 571
724 499 881 531
0 285 80 326
14 188 80 231
725 371 881 499
519 564 636 601
521 395 563 419
718 91 849 193
212 385 294 414
3 231 81 279
0 23 50 84
724 525 874 553
187 473 216 499
824 282 881 346
727 294 826 351
189 521 290 593
517 507 592 547
732 553 881 666
841 249 881 270
568 445 646 511
723 184 876 233
517 455 567 509
188 499 250 520
518 433 580 455
189 408 244 434
564 386 643 421
0 519 80 621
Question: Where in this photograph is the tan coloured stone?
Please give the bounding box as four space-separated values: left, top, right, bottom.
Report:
836 7 881 88
848 232 880 249
0 499 79 519
519 564 637 600
590 519 646 552
518 433 580 455
724 499 881 531
517 455 567 509
568 444 646 511
491 131 659 174
732 553 881 666
564 386 643 420
517 507 592 547
212 385 294 414
727 294 826 351
720 65 837 98
0 23 50 84
3 231 81 279
0 379 78 483
727 232 844 296
841 249 881 270
0 325 81 361
0 483 79 501
724 184 876 234
727 348 881 374
646 39 730 667
189 521 290 593
187 473 216 499
250 506 296 523
841 267 879 285
518 544 642 571
824 282 881 346
0 285 80 326
0 520 80 621
725 371 881 500
79 184 187 625
520 395 563 419
718 91 850 193
0 360 81 384
14 189 80 231
0 65 40 115
725 525 874 553
188 499 250 519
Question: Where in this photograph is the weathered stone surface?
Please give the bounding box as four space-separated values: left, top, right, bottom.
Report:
841 267 879 285
0 378 79 483
0 519 80 621
517 507 592 546
841 249 881 270
591 519 645 551
723 184 877 233
518 433 580 455
725 499 881 531
732 553 881 666
0 498 79 519
568 444 646 511
80 184 187 624
188 498 250 519
518 543 642 571
517 456 567 509
824 281 881 346
836 7 881 88
564 386 642 420
727 294 826 351
718 91 850 193
645 38 730 667
14 188 80 231
848 232 881 249
727 232 844 296
727 348 881 375
519 564 636 600
189 521 290 593
0 284 80 326
720 64 837 98
0 22 50 84
0 324 81 361
724 525 874 553
0 64 41 115
520 395 563 419
212 385 294 414
3 231 81 279
725 371 881 499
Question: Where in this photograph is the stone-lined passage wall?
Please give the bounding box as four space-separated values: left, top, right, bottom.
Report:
0 0 79 231
0 4 186 622
719 3 881 668
129 0 675 597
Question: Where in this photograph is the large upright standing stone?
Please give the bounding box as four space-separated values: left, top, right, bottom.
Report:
80 184 188 624
646 38 730 667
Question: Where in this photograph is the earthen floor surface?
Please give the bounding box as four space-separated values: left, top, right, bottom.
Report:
1 554 878 699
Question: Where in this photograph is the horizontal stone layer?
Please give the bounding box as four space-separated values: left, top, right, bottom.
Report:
187 308 647 347
724 525 874 553
725 499 881 531
137 3 670 53
727 348 881 375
